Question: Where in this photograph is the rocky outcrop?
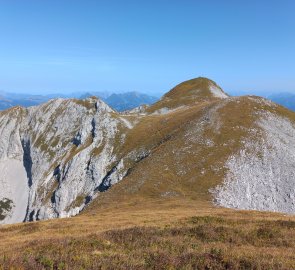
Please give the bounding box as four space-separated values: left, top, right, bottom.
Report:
1 77 295 224
0 97 137 224
211 110 295 214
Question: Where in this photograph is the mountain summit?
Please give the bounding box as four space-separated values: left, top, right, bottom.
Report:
147 77 228 114
1 78 295 225
164 77 228 100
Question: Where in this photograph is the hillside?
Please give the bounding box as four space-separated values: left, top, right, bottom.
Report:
2 77 295 225
2 202 295 269
87 77 295 215
1 77 295 268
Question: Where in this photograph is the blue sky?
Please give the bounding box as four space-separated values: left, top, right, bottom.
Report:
0 0 294 96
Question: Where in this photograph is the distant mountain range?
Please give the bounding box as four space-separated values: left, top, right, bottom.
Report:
0 91 158 112
105 92 158 111
2 89 294 113
268 92 295 111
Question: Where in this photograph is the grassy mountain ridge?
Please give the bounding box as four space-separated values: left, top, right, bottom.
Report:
86 95 278 211
1 77 295 268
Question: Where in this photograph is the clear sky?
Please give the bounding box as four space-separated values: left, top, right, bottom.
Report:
0 0 294 96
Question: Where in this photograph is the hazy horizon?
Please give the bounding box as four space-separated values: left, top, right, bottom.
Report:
0 1 294 96
1 79 295 98
1 78 294 99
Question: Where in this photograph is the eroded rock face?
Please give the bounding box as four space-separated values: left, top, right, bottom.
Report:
0 107 28 224
0 160 28 224
0 98 136 224
212 111 295 214
1 78 295 224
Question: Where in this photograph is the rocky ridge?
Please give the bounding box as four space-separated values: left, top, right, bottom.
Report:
1 77 295 225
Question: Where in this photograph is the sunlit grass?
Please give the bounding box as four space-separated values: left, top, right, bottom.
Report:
1 199 295 269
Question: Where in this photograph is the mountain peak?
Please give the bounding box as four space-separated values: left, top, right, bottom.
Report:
164 77 228 100
148 77 228 113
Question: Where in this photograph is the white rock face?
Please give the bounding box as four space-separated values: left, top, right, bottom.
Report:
212 112 295 214
209 84 228 99
0 159 28 224
0 98 138 224
152 106 188 115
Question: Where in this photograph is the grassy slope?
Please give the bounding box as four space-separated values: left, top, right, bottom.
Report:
1 78 295 269
87 96 267 209
1 202 295 269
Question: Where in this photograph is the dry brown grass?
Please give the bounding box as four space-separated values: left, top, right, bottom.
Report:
1 199 295 269
146 77 226 113
89 95 267 211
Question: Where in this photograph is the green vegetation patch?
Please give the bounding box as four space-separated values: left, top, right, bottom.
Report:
0 198 13 221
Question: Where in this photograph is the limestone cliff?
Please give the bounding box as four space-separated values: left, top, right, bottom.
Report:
1 78 295 225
